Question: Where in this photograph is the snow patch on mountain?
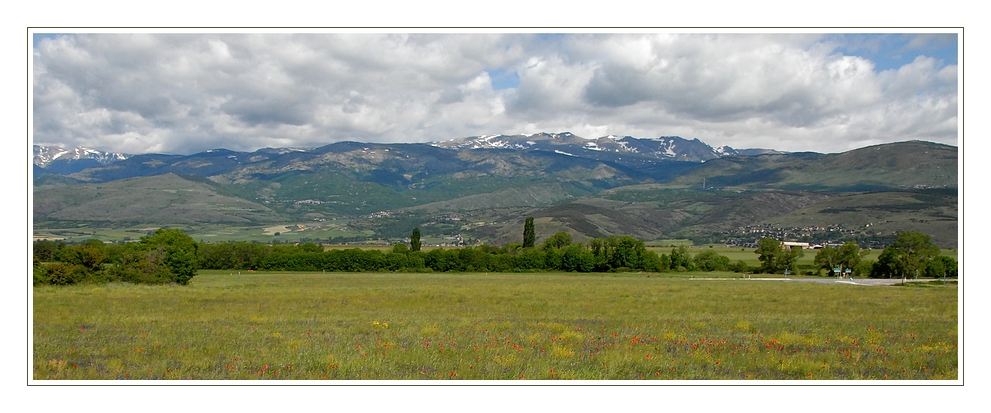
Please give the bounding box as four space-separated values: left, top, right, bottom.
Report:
664 141 677 157
33 145 129 167
615 140 636 153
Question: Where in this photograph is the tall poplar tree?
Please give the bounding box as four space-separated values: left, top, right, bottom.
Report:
411 228 421 252
523 217 535 248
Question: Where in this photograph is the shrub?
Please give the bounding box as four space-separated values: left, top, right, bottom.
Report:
45 262 79 286
140 229 199 285
693 250 730 272
728 260 750 273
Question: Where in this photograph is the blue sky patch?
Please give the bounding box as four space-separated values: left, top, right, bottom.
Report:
487 68 520 90
824 33 958 72
33 33 69 47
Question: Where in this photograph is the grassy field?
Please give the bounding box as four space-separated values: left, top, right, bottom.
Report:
32 271 958 381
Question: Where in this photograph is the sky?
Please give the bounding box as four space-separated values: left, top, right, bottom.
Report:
30 30 959 155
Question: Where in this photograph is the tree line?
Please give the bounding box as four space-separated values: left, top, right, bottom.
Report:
756 232 957 279
33 229 749 286
200 232 672 273
33 229 198 286
33 223 956 286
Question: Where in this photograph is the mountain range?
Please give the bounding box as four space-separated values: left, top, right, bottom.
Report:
33 134 784 175
32 134 959 248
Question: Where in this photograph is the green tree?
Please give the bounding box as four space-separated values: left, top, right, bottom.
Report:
755 238 781 273
836 241 866 273
543 247 564 270
813 241 863 276
139 229 199 285
924 255 957 278
410 228 421 252
515 248 545 270
33 241 61 263
813 245 838 275
523 217 535 248
776 246 803 275
298 243 323 253
870 248 900 279
755 238 804 274
74 240 109 272
693 249 730 271
885 232 941 279
610 236 644 270
669 246 694 271
561 243 594 272
541 231 572 250
588 238 609 270
853 259 875 278
659 253 672 271
44 262 80 286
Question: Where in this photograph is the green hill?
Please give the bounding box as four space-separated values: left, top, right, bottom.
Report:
34 173 285 226
669 141 957 191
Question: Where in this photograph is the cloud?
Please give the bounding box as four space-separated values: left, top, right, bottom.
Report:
31 31 958 155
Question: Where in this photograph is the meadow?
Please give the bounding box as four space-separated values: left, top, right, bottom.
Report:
32 271 958 381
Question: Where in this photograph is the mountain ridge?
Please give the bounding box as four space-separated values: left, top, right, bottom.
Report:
32 138 958 248
32 133 793 171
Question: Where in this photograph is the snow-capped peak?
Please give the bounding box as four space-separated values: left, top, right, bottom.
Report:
33 145 129 167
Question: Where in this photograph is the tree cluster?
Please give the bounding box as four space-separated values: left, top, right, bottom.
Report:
807 232 956 279
33 229 199 286
868 232 955 279
813 241 869 276
754 238 804 274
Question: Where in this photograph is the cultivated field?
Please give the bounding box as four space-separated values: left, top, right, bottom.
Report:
32 271 958 381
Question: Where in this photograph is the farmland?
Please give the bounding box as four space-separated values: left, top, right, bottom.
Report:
32 271 958 381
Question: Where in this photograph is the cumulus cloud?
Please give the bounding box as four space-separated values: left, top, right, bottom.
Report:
31 31 958 154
